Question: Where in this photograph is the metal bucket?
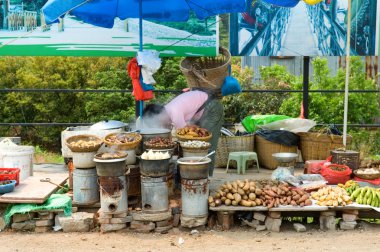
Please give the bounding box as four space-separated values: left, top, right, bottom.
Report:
141 176 168 213
72 151 97 168
94 157 127 177
137 128 171 154
73 167 99 205
181 178 209 218
99 176 128 214
177 157 211 179
182 147 210 158
139 157 171 177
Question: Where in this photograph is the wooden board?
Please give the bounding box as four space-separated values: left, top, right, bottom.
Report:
0 172 67 204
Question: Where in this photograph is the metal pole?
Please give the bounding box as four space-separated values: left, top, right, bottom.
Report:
137 0 143 119
302 56 310 119
343 0 351 147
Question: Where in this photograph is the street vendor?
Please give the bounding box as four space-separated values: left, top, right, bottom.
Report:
143 88 224 176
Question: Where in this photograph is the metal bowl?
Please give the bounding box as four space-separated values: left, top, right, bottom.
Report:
272 152 298 163
177 157 211 179
139 157 171 177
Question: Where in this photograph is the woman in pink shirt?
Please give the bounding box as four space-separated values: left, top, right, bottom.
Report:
143 89 224 176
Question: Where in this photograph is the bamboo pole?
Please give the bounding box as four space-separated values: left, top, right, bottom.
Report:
343 0 352 147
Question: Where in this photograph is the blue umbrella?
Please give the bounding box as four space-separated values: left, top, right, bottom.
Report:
42 0 246 117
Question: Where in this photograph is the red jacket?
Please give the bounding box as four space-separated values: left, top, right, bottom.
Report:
127 58 154 101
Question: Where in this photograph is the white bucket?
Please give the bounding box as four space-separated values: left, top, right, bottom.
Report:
0 146 34 181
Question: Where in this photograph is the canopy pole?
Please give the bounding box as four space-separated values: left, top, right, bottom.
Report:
138 0 143 119
343 0 352 148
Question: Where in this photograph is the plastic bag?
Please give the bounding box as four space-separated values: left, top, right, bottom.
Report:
260 118 316 133
222 76 241 96
271 167 292 181
321 164 352 185
241 115 291 133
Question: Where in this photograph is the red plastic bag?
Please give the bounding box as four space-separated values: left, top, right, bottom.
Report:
321 164 352 185
127 58 154 101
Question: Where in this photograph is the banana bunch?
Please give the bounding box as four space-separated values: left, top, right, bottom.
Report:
338 180 360 196
351 187 380 207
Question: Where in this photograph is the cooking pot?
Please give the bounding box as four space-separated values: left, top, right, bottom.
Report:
139 157 172 177
177 157 211 179
94 156 128 177
137 128 172 154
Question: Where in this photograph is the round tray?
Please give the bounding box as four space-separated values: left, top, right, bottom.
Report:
176 133 212 142
66 134 103 152
144 142 176 150
354 169 380 180
104 132 142 149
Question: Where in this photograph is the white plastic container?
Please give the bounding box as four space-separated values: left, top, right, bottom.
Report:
72 151 97 168
0 146 34 181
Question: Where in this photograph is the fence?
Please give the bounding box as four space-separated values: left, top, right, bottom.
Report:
7 10 37 31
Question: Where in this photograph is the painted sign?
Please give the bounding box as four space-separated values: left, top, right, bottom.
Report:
230 0 378 56
0 1 218 57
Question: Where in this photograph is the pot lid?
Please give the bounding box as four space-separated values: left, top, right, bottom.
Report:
90 120 126 130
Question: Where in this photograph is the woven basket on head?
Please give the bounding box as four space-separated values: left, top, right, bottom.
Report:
215 134 255 168
254 135 297 170
180 47 231 90
298 132 352 161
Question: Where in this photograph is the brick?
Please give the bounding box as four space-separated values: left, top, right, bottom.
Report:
342 214 358 222
101 223 126 233
13 213 36 223
253 212 266 222
339 220 357 230
320 216 336 231
113 212 128 218
217 212 234 230
242 219 259 228
132 211 172 222
98 218 111 224
130 220 155 233
293 223 306 232
207 214 216 229
265 217 282 232
11 220 36 231
181 215 208 229
256 225 266 232
268 211 281 219
59 212 95 232
38 212 55 220
35 226 52 233
97 210 113 219
36 219 54 227
320 211 336 217
110 216 132 224
172 214 180 227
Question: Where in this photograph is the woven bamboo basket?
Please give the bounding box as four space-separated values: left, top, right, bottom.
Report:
353 169 380 180
176 133 212 142
66 134 102 152
298 132 352 161
255 135 297 170
104 132 142 150
215 134 255 168
180 47 231 90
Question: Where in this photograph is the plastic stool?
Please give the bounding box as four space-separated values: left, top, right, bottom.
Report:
241 152 260 174
225 151 260 174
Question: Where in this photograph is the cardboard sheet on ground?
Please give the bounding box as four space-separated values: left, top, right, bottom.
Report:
0 172 68 204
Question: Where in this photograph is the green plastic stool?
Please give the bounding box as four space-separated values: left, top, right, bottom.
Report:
225 151 260 174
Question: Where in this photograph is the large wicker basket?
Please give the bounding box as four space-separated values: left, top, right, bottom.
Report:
298 132 352 161
255 135 297 170
104 132 142 150
180 47 231 90
66 134 102 152
215 134 255 168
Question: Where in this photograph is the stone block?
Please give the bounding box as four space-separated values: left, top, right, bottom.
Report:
97 210 113 219
11 220 36 231
268 211 281 219
35 226 52 233
38 212 55 220
339 220 357 230
156 219 171 227
155 225 173 234
0 208 7 230
36 219 54 227
58 212 95 232
113 212 128 218
130 220 155 233
132 211 172 222
293 223 306 232
253 212 266 222
256 225 266 232
320 211 336 217
342 214 358 222
181 215 208 229
110 216 132 224
12 213 36 223
98 218 111 224
242 219 259 228
101 223 126 233
320 216 336 231
265 217 282 232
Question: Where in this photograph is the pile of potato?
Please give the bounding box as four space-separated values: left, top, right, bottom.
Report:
311 186 352 206
209 179 312 208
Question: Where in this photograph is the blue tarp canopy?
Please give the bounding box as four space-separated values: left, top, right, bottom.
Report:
42 0 246 28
